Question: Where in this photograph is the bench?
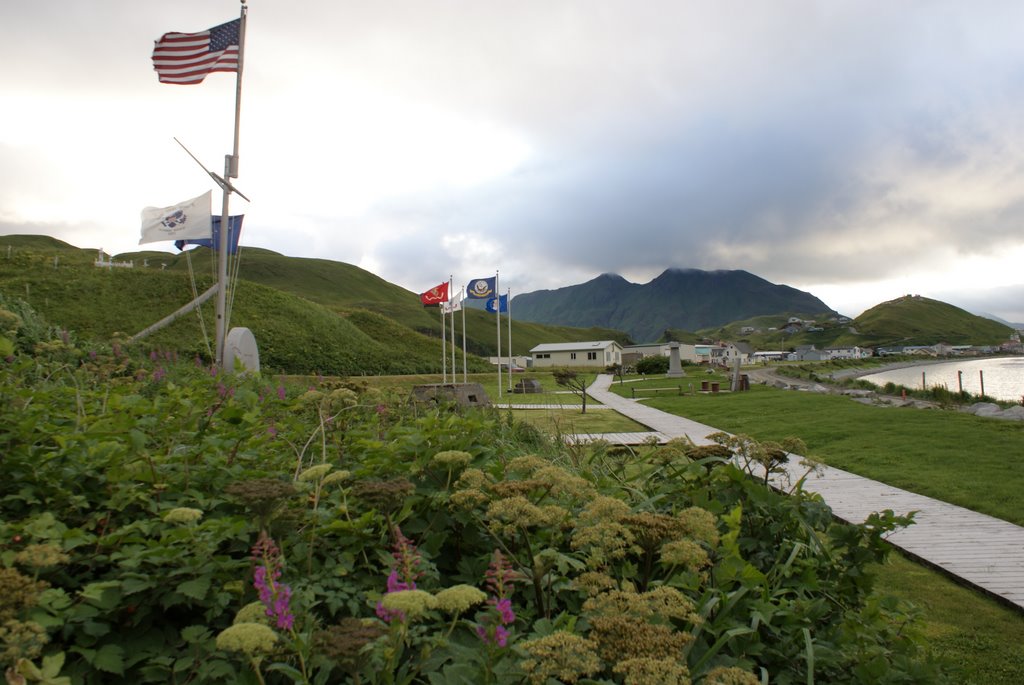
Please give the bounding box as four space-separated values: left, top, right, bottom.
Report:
631 386 683 398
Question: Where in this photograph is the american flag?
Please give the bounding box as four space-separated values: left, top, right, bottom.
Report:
152 19 240 85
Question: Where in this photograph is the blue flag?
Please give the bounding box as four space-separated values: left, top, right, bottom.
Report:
486 294 508 313
175 215 243 254
466 276 496 299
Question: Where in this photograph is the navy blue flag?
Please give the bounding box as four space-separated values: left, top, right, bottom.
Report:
486 294 508 313
466 276 496 299
175 215 243 253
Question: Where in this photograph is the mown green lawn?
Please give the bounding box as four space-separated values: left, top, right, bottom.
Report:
873 552 1024 684
613 382 1024 526
508 407 648 435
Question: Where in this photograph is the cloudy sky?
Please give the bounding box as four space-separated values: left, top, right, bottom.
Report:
4 1 1024 322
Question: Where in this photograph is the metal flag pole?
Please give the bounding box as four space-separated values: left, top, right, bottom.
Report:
215 0 248 367
449 276 456 382
495 270 502 399
461 285 468 383
507 287 513 391
441 301 447 383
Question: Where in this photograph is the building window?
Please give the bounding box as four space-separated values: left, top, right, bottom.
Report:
588 352 597 360
570 352 577 360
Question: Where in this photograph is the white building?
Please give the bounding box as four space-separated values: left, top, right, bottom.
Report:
530 341 623 368
622 342 697 366
824 346 871 360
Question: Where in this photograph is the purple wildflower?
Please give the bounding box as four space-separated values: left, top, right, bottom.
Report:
277 385 287 401
251 533 295 631
376 527 423 623
152 367 166 382
476 550 519 648
150 350 158 361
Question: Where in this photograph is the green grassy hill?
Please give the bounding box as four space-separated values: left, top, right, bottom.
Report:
695 296 1014 350
852 295 1012 347
115 243 630 356
0 235 629 374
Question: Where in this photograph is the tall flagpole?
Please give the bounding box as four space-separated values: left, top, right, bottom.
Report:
495 270 502 399
449 276 456 382
441 303 447 383
461 285 467 383
506 287 513 391
215 1 247 367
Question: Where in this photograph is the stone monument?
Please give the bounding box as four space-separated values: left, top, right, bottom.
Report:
666 341 685 378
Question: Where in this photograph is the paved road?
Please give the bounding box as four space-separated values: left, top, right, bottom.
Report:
585 374 1024 611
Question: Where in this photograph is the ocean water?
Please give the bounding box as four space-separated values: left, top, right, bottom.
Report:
859 357 1024 403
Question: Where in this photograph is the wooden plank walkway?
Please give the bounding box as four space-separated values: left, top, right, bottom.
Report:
585 374 1024 611
492 403 613 410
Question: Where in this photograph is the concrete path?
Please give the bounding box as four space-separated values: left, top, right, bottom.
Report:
585 374 1024 611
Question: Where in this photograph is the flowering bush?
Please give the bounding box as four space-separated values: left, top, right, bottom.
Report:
0 343 949 684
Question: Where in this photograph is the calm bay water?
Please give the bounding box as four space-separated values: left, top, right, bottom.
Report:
859 356 1024 402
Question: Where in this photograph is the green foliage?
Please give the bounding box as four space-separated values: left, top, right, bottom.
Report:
635 355 670 375
0 344 949 683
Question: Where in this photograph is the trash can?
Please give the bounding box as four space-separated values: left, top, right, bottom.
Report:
711 382 720 393
700 380 709 391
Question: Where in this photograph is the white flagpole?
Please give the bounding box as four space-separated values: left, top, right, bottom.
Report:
461 285 468 383
495 270 502 399
215 1 247 367
450 276 456 382
506 287 513 390
441 301 447 383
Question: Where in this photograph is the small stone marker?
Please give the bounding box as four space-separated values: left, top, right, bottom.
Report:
513 378 543 394
225 327 260 374
412 383 490 407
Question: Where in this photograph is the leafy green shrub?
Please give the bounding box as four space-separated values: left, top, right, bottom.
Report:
0 344 949 683
636 355 670 375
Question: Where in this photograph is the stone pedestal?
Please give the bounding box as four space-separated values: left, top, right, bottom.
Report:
666 341 685 378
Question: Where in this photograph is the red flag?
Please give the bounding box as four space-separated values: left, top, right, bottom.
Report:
152 19 240 85
420 282 449 306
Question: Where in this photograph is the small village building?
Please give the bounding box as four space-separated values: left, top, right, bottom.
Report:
789 345 829 362
622 342 697 367
530 341 623 368
751 351 788 362
824 346 870 360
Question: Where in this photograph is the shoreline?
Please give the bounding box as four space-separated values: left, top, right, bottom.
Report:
832 358 966 381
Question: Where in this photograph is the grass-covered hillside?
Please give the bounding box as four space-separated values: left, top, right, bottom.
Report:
852 294 1012 346
0 235 629 374
694 296 1015 350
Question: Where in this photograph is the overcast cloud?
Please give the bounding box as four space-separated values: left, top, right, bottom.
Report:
3 1 1024 322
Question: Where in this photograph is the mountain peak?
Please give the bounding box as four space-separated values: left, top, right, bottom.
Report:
514 267 835 342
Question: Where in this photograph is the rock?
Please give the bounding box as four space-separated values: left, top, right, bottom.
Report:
968 403 1004 417
842 389 874 397
851 397 876 406
996 406 1024 421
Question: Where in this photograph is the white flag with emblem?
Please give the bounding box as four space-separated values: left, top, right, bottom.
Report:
442 289 464 314
139 190 213 244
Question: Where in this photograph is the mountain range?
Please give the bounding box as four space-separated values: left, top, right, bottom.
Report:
512 269 836 342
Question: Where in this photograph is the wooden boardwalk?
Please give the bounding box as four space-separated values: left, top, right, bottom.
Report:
585 374 1024 611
